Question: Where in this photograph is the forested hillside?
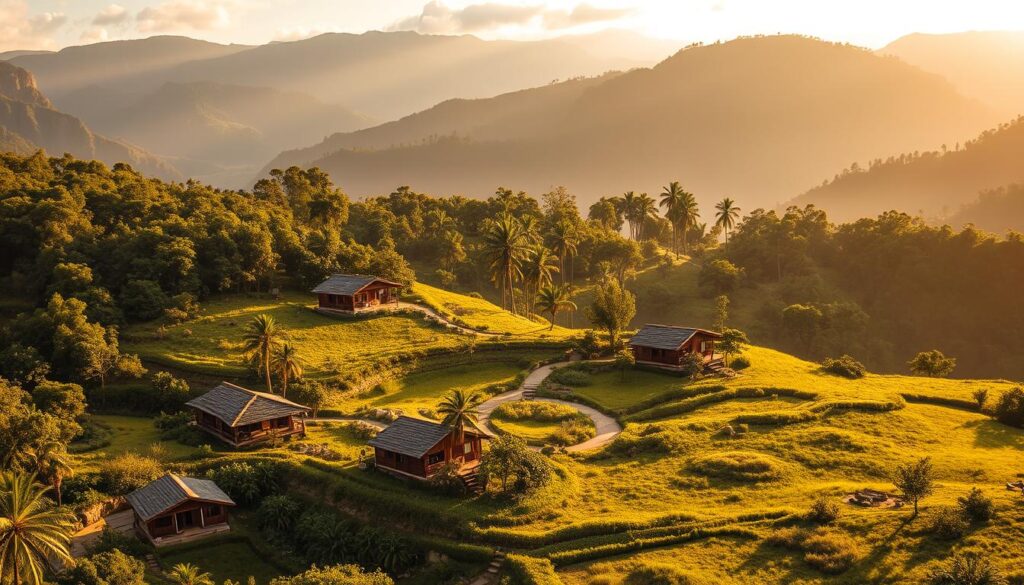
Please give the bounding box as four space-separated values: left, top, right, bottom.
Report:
274 35 994 210
791 117 1024 223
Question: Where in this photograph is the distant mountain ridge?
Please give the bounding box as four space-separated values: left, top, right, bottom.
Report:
0 61 178 179
267 35 996 211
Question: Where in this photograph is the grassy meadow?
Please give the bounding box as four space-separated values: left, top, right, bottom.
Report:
409 282 577 338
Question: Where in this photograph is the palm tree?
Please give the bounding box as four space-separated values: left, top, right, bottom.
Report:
519 215 541 244
549 220 579 286
0 472 74 585
659 182 685 256
636 193 657 241
271 343 303 398
426 209 457 233
482 213 528 314
678 191 700 254
437 389 481 446
167 563 214 585
535 284 577 330
522 245 559 317
715 198 741 244
620 191 640 240
30 442 71 507
241 314 284 394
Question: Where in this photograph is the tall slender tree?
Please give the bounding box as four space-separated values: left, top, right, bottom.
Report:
271 343 303 398
482 214 528 314
659 182 685 256
30 443 71 507
715 198 741 244
620 191 640 240
437 390 481 446
242 314 284 394
535 284 577 330
522 245 559 317
636 193 657 242
0 472 74 585
678 191 700 254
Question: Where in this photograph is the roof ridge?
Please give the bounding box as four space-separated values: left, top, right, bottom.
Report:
231 394 260 426
169 473 198 499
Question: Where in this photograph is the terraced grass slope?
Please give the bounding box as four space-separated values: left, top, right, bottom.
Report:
409 282 577 338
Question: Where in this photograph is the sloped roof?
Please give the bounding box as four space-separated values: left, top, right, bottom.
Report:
125 474 235 521
368 416 464 458
312 274 403 296
628 324 721 350
186 382 309 427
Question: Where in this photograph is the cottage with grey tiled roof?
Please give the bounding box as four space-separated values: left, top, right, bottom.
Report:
186 382 310 447
125 473 235 546
628 324 723 371
312 273 402 313
369 416 484 480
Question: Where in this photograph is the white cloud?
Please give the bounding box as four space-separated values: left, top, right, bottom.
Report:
0 1 68 51
136 0 236 33
80 27 111 44
393 1 633 35
93 4 129 26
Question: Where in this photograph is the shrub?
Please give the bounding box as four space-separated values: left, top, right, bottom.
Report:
120 279 169 321
730 356 751 370
86 527 152 558
958 488 994 522
766 527 807 550
549 419 597 446
993 387 1024 428
150 371 191 412
428 461 466 496
547 367 592 387
573 330 602 358
801 528 860 574
930 507 970 540
208 461 282 506
59 549 145 585
269 564 394 585
688 451 783 482
98 453 162 495
972 389 989 411
154 411 206 446
928 553 1007 585
492 401 578 422
504 554 561 585
821 355 866 379
625 562 708 585
258 494 302 534
609 425 692 456
807 497 841 524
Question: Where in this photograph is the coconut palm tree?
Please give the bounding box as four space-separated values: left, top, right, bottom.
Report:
522 245 559 317
678 191 700 254
482 213 528 314
715 198 741 244
167 563 215 585
30 442 71 507
535 284 577 330
241 314 284 394
659 182 685 256
549 220 579 286
619 191 640 240
636 193 657 241
519 215 541 244
271 343 304 398
437 390 481 446
0 472 74 585
426 209 457 233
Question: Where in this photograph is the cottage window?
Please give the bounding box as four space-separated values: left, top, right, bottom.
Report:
205 504 221 517
427 451 445 465
463 443 472 454
154 516 173 528
395 453 405 464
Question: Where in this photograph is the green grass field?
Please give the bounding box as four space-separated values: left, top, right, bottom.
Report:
159 539 284 585
72 415 199 473
566 368 684 411
410 282 578 337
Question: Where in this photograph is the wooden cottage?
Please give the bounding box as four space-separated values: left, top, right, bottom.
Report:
312 274 402 313
368 416 484 480
125 473 235 546
185 382 310 447
629 324 723 371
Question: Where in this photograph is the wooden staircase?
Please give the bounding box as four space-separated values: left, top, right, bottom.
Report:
485 550 507 578
459 467 484 495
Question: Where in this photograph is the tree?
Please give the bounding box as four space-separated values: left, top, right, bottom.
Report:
928 553 1006 585
993 387 1024 428
29 442 72 506
715 197 741 244
269 564 393 585
718 328 749 367
699 259 741 296
713 295 730 332
437 390 481 445
586 280 636 350
535 284 576 330
909 350 956 378
782 304 823 352
893 456 935 515
614 348 635 381
659 181 685 256
619 191 640 240
482 213 528 313
151 371 191 412
478 434 551 495
677 191 700 254
522 245 559 316
242 314 285 393
635 193 657 241
167 563 214 585
0 472 74 585
272 343 304 398
57 549 145 585
291 380 329 418
549 220 578 287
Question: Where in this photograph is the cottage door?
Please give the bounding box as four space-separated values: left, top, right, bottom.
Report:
175 510 195 532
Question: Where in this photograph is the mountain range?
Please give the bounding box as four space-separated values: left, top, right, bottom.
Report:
265 35 996 211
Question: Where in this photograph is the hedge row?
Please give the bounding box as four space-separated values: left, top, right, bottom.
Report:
547 525 761 566
475 512 701 549
621 384 729 415
901 393 979 412
627 387 817 422
505 554 564 585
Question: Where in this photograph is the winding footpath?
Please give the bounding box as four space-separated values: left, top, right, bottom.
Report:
476 361 622 453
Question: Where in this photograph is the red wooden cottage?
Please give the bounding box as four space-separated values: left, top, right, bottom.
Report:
185 382 310 447
368 416 484 480
629 324 723 371
125 473 235 546
312 274 402 313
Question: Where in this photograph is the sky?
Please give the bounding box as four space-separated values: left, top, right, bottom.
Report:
4 0 1024 53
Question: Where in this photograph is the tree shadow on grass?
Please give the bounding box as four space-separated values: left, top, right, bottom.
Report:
965 418 1024 449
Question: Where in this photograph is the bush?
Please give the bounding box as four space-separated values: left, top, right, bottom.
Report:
807 497 841 524
547 367 592 387
549 419 597 446
120 279 169 321
609 425 693 456
258 494 302 534
821 355 866 379
801 528 860 574
428 461 466 496
504 554 561 585
154 411 206 446
730 356 751 370
492 401 578 422
208 461 282 506
928 553 1007 585
688 451 783 482
150 371 191 412
930 507 970 540
958 488 994 522
573 330 602 358
993 387 1024 428
58 549 146 585
625 562 708 585
269 564 394 585
86 527 153 558
98 453 163 495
